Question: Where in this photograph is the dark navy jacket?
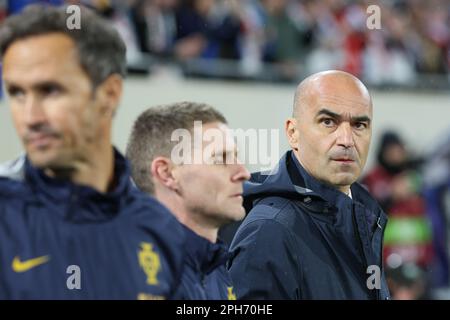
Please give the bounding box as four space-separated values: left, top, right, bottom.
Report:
174 225 235 300
228 151 390 300
0 150 185 299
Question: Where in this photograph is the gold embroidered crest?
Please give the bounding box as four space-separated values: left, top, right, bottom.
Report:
227 286 237 300
138 242 160 285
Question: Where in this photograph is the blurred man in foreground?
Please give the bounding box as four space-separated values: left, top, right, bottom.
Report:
0 5 185 299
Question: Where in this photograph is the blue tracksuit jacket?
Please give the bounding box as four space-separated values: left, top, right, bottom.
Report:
0 149 185 299
228 151 390 299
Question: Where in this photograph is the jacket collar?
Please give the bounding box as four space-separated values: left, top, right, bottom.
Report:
183 225 231 275
24 147 133 219
288 151 351 206
243 151 338 209
244 151 386 220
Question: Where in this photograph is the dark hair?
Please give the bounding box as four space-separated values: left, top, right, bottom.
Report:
0 4 126 88
376 130 405 174
126 102 227 195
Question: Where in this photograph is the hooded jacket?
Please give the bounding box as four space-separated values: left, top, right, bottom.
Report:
0 150 185 299
228 151 390 300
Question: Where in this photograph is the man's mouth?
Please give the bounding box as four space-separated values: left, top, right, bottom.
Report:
26 134 57 148
332 158 355 163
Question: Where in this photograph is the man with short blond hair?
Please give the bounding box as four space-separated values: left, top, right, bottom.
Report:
127 102 250 299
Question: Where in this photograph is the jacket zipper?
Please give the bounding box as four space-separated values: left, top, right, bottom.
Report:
352 204 378 300
201 272 207 299
375 215 388 300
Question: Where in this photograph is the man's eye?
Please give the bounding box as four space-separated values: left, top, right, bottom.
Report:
354 122 367 130
42 85 61 96
7 87 25 99
321 118 335 127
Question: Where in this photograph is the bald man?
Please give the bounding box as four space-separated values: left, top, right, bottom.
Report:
228 70 390 300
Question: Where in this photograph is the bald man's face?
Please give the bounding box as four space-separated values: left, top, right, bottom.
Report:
287 75 372 193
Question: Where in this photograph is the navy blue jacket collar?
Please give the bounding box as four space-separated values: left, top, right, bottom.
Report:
244 151 385 220
183 225 231 275
288 151 351 206
244 151 335 207
24 147 133 218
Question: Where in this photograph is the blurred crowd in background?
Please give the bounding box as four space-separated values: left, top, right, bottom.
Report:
0 0 450 300
1 0 448 86
362 130 450 299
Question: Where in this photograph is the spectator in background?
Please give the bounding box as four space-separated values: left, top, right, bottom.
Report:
363 131 410 210
0 1 5 18
105 0 144 66
410 1 449 75
174 0 241 60
265 0 447 83
8 0 447 83
237 0 314 79
362 131 434 299
303 0 354 75
83 0 156 73
363 0 416 85
7 0 63 13
385 262 430 300
258 0 307 80
131 0 178 57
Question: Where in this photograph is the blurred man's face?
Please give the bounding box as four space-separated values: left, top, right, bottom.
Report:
156 0 178 10
173 122 250 226
383 143 406 166
195 0 213 16
263 0 287 15
3 33 108 170
291 75 372 192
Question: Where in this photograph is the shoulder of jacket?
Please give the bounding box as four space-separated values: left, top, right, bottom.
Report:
246 196 305 229
0 157 28 199
126 188 173 218
0 156 26 182
236 200 301 245
127 191 186 254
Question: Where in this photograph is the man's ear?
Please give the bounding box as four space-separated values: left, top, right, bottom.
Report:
96 74 123 117
285 117 299 151
151 157 179 192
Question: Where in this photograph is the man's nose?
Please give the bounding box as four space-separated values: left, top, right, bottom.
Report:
336 122 355 148
24 96 46 127
232 161 251 182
